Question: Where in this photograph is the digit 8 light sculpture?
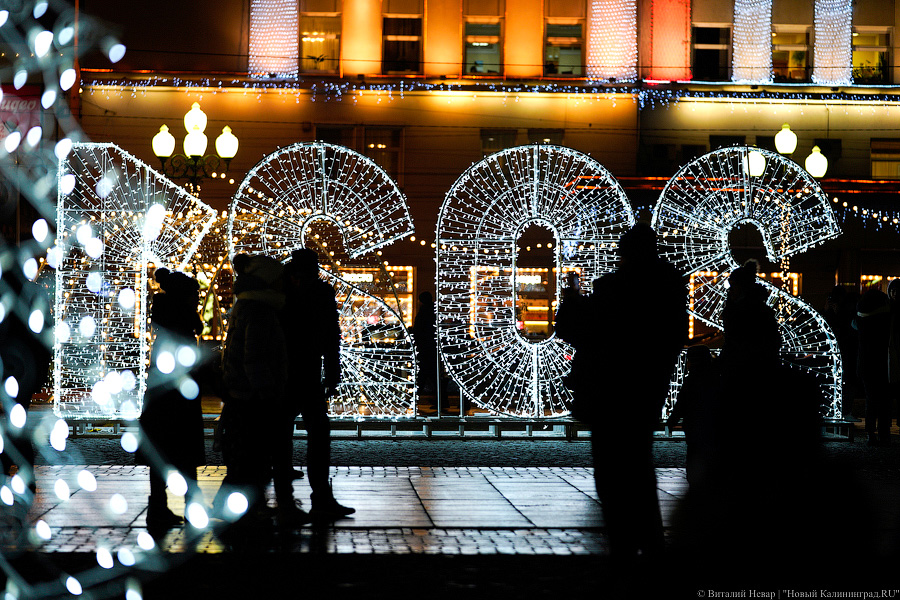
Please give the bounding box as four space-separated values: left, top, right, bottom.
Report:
228 142 417 418
651 146 843 418
55 143 217 418
437 144 635 418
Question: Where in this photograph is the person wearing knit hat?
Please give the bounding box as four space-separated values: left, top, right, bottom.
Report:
141 267 205 531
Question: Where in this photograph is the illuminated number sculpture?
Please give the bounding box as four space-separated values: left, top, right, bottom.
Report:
651 146 843 418
436 144 635 417
228 142 417 417
55 143 217 418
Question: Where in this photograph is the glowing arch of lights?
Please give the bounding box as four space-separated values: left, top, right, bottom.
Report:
436 144 635 418
228 142 417 418
54 143 217 418
652 146 843 418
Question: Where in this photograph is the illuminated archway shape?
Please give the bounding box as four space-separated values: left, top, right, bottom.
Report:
437 144 635 418
652 146 843 418
228 142 417 418
54 143 217 418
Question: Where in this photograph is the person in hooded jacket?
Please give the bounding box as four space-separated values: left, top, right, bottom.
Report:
281 249 353 519
221 254 304 525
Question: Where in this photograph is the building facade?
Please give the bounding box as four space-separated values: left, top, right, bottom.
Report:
39 0 900 314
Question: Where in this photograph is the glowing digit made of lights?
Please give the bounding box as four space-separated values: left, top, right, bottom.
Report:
436 144 635 418
228 142 417 417
55 143 217 418
652 146 843 418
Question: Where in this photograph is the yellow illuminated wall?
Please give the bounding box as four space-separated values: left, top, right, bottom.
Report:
425 0 463 77
505 0 543 78
342 0 383 76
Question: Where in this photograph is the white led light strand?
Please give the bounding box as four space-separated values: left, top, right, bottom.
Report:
437 144 635 418
651 147 843 419
249 0 299 78
732 0 773 83
228 142 417 418
812 0 853 86
55 143 216 418
586 0 638 82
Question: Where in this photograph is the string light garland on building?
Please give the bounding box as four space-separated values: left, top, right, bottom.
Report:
436 144 635 418
248 0 299 78
651 146 843 419
54 143 217 418
586 0 638 82
812 0 853 86
228 142 417 418
731 0 773 83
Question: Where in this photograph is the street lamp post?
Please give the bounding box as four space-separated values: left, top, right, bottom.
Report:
152 103 239 192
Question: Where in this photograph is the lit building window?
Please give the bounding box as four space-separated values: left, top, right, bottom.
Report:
249 0 299 78
732 0 773 83
772 26 811 82
383 16 422 74
464 20 502 75
544 21 584 77
852 28 890 84
480 129 518 156
692 25 731 81
364 127 402 182
300 15 341 73
870 139 900 179
527 129 564 145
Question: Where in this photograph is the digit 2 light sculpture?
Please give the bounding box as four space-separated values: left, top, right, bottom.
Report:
228 142 417 417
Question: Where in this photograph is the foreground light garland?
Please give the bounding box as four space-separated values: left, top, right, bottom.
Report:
55 143 216 417
437 144 634 418
651 146 843 419
228 142 417 418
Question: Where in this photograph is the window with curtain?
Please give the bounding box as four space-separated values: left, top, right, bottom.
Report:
383 17 422 74
692 25 731 81
300 15 341 73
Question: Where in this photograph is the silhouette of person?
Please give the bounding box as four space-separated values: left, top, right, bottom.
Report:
823 284 860 419
719 260 780 377
889 279 900 435
282 249 353 519
139 268 205 531
666 344 721 489
0 261 51 493
557 223 687 572
855 287 892 447
221 254 295 524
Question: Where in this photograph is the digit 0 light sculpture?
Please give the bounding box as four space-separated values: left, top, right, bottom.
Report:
54 143 217 418
651 146 843 418
437 144 635 418
227 142 417 417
